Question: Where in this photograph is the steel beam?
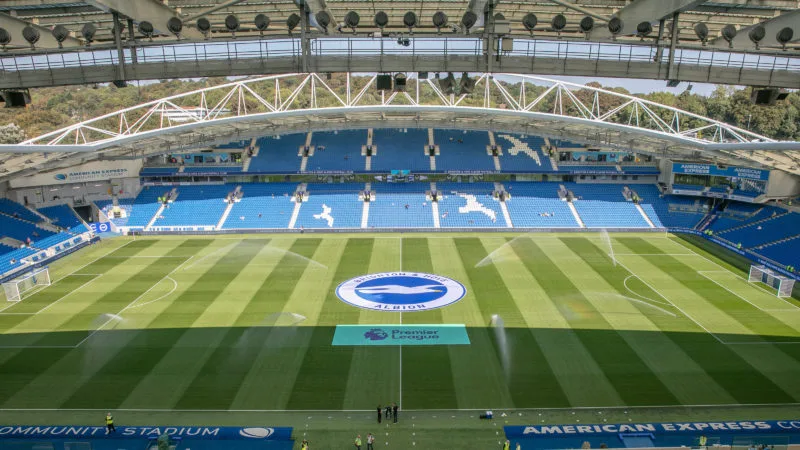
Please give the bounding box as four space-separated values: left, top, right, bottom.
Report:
594 0 705 38
709 9 800 50
84 0 204 40
182 0 249 24
545 0 611 23
0 12 82 49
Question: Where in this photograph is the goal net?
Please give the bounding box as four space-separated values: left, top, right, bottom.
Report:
2 267 51 302
748 265 795 298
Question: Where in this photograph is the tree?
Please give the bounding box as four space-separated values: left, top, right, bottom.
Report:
0 123 26 144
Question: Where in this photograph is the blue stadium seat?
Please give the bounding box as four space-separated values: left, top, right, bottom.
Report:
294 183 364 229
38 205 84 230
0 198 41 223
126 187 173 228
494 133 553 172
437 183 506 227
249 134 305 172
435 130 495 172
371 129 430 172
222 183 297 229
307 130 365 172
153 185 233 227
368 183 433 228
504 183 579 228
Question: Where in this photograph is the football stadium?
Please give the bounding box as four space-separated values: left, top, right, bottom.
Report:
0 2 799 450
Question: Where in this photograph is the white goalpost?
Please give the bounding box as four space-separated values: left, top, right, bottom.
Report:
2 267 51 302
748 265 795 298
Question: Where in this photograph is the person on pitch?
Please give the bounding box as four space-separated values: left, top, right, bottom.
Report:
105 412 115 433
377 405 382 424
354 434 362 450
367 433 375 450
392 403 398 423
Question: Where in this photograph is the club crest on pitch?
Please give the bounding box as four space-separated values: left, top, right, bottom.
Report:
336 272 467 311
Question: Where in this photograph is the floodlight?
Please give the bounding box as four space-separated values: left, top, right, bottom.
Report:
344 11 360 32
607 17 623 36
255 14 271 35
551 14 566 32
579 16 594 33
22 25 40 49
0 28 10 47
167 17 183 38
197 18 212 38
374 11 389 29
461 11 478 32
749 25 766 47
459 72 476 94
438 72 456 95
522 13 538 35
225 14 240 36
52 25 70 48
138 21 154 40
636 21 652 37
776 27 793 49
433 11 448 33
287 13 301 33
403 11 418 31
81 23 97 45
693 22 708 44
494 13 505 21
721 24 737 47
315 11 332 32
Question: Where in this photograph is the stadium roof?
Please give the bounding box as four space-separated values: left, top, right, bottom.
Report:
0 0 798 89
1 0 797 48
0 72 798 182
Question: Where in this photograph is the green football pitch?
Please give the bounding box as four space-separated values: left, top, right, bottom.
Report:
0 232 798 435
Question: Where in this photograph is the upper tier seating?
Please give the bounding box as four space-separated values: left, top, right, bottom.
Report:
249 134 305 172
182 166 242 173
494 134 553 172
222 183 296 229
368 183 433 228
152 185 232 227
307 130 365 172
370 129 430 172
435 130 495 172
437 183 506 228
294 183 364 229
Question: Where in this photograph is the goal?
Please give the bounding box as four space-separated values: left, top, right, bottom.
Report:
2 267 51 302
748 265 795 298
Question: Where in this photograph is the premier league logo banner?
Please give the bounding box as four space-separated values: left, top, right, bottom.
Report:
332 324 471 346
336 272 466 312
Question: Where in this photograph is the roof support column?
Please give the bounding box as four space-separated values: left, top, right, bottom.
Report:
112 12 127 84
127 18 137 64
666 13 679 81
300 9 310 73
484 0 495 73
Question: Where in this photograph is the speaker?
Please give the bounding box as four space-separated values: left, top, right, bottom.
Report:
376 74 392 90
0 90 30 108
394 73 407 91
751 88 788 106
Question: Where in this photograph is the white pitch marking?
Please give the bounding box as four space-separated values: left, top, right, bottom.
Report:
124 276 178 310
697 271 800 313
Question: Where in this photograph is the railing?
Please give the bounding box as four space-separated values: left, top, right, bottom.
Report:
1 37 798 75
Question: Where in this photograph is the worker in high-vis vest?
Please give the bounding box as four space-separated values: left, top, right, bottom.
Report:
699 435 707 447
105 413 116 433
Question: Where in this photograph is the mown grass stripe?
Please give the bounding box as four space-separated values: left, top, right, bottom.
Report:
0 240 200 409
561 236 793 405
453 237 569 407
287 238 374 410
618 237 798 342
399 237 459 409
173 239 323 410
509 237 680 406
59 239 262 409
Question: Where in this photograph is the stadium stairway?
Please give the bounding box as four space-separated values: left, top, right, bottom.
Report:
488 131 502 171
567 202 586 228
634 204 656 228
361 183 370 228
430 182 441 228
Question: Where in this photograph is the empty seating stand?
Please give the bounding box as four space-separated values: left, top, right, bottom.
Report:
437 183 505 227
294 183 364 229
222 183 297 229
368 183 433 228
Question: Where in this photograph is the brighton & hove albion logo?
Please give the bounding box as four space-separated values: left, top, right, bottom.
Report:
239 427 274 439
336 272 467 311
